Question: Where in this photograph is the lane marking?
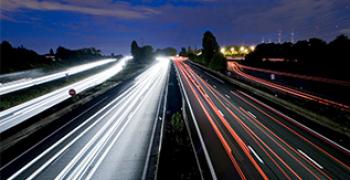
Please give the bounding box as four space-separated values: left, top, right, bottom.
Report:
0 95 108 172
247 111 257 119
225 94 230 99
174 63 218 180
7 62 161 180
239 90 350 155
248 146 264 164
47 61 167 180
213 85 216 88
297 149 323 169
218 110 224 117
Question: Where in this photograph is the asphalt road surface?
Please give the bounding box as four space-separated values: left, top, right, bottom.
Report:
0 58 170 180
0 58 117 96
175 59 350 179
0 57 131 133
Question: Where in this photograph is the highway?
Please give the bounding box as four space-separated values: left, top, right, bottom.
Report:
0 58 116 96
227 62 350 111
0 57 131 133
0 57 170 180
174 59 350 179
232 63 350 86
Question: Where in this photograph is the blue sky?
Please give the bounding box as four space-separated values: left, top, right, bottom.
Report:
1 0 350 55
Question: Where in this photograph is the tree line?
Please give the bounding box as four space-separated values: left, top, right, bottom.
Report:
179 31 227 72
130 40 177 63
0 41 104 74
245 35 350 79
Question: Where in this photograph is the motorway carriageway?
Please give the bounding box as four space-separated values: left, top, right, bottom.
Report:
0 57 170 179
228 62 350 112
233 63 350 86
0 58 116 96
174 59 350 179
0 57 130 134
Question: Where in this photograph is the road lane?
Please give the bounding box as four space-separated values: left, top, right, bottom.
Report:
175 59 350 179
175 60 265 179
1 57 170 180
228 62 350 111
0 56 131 133
0 59 117 96
232 63 350 86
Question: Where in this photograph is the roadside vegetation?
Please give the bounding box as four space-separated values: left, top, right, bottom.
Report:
244 34 350 80
157 64 200 180
0 41 121 74
130 40 177 63
157 112 200 180
179 31 227 72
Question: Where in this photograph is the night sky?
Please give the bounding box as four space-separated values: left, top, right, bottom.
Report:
1 0 350 55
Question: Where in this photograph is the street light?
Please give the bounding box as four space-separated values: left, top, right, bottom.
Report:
220 47 226 54
250 45 255 51
240 46 245 52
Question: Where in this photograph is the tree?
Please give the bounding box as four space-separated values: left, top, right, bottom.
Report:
155 47 177 56
179 47 187 56
202 31 219 65
131 40 139 57
130 40 154 62
328 34 350 70
208 52 227 72
1 41 47 73
142 45 154 59
49 48 55 55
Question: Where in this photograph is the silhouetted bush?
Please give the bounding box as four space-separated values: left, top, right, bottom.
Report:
130 40 155 63
209 52 227 72
155 47 177 56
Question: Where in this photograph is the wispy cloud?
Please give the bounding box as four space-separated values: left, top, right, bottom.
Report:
0 0 160 19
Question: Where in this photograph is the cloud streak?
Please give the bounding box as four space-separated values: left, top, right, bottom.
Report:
1 0 160 19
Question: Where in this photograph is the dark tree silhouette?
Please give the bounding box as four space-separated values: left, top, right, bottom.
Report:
244 34 350 79
186 31 227 72
131 40 139 57
55 46 101 62
202 31 219 65
209 52 227 72
130 40 154 62
155 47 177 56
179 47 187 56
1 41 47 73
1 41 103 73
49 48 55 56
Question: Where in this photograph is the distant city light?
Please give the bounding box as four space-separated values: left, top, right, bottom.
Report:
250 45 255 51
220 47 226 54
240 46 245 52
